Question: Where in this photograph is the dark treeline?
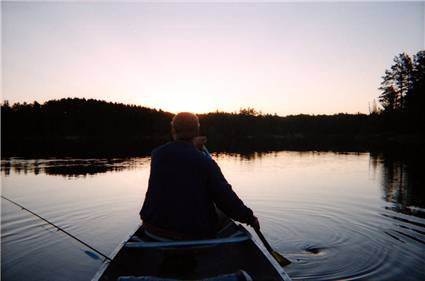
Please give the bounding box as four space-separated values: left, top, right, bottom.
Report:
1 50 424 157
200 110 385 152
1 98 422 157
1 99 174 156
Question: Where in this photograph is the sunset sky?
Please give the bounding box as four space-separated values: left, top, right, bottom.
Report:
2 2 424 115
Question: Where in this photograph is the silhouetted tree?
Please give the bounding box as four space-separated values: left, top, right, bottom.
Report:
379 53 413 113
379 86 398 113
378 50 425 133
409 51 425 125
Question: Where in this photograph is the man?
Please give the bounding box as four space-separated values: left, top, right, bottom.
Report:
140 112 259 240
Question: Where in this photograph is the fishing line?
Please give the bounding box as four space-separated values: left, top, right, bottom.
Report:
1 195 112 262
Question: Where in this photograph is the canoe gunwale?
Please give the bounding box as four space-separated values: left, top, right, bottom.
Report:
247 228 292 281
91 223 142 281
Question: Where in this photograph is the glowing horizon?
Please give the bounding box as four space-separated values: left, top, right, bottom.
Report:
2 2 424 115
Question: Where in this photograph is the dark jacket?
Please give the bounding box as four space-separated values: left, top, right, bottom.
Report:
139 140 254 239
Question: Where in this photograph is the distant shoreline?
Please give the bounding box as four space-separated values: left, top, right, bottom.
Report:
2 98 424 158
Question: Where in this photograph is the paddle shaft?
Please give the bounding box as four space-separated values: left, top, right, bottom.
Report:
202 144 290 262
1 195 112 262
253 227 275 253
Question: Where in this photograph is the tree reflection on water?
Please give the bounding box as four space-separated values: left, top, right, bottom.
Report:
2 152 424 218
0 158 147 178
370 152 425 218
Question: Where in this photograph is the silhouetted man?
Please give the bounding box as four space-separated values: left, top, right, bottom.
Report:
140 112 259 240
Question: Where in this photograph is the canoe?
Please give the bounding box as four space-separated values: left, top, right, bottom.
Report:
91 221 291 281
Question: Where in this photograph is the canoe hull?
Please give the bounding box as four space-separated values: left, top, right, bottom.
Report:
92 222 291 281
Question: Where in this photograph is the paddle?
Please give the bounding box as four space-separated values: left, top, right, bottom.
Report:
253 226 291 267
199 143 291 266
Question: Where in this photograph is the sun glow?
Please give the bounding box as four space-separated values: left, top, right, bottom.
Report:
135 74 240 114
144 90 217 114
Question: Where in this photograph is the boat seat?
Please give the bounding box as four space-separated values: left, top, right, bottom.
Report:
116 270 253 281
129 224 247 244
125 235 250 249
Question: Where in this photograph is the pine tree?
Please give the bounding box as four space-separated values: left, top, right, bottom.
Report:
379 53 413 113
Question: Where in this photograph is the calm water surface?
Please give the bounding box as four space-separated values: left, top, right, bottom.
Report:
1 151 424 280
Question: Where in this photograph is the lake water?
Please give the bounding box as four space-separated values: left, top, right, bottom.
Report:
1 151 425 280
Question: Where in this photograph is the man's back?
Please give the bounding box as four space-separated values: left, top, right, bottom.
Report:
140 140 254 240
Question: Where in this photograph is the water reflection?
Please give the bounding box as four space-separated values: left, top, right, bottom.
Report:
370 152 425 218
2 152 424 213
0 158 147 178
2 151 425 281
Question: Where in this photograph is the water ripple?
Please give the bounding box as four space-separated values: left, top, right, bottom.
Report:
255 200 425 281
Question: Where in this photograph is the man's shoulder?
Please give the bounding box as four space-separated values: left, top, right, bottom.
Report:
152 141 212 163
152 142 171 154
151 141 199 155
151 142 176 159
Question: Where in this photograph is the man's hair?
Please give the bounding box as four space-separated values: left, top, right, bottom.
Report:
171 112 200 140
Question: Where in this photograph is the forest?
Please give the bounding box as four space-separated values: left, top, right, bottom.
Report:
1 51 424 157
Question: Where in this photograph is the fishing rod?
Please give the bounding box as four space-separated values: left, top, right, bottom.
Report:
1 195 112 262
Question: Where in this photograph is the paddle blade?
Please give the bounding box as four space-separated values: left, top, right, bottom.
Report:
272 251 291 267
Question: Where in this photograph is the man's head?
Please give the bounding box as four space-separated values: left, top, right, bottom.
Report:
171 112 200 141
